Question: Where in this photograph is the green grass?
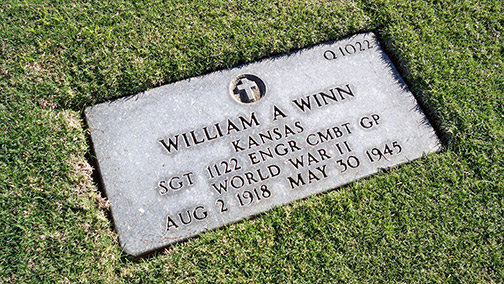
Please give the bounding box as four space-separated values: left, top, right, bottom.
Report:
1 0 503 282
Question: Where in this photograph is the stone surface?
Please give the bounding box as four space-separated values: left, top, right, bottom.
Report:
85 32 441 256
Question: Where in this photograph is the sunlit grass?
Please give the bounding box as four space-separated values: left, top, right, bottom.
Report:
0 0 502 282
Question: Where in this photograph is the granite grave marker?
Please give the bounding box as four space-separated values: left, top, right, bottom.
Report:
85 32 441 256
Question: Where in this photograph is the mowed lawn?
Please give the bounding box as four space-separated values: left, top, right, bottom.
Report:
1 0 503 282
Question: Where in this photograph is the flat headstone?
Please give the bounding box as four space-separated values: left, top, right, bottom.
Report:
85 32 441 256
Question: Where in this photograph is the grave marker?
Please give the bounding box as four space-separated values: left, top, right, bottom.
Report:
85 32 441 256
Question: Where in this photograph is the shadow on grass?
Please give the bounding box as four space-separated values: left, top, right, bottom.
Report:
374 32 451 148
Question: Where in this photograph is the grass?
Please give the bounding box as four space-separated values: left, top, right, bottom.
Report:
1 0 503 282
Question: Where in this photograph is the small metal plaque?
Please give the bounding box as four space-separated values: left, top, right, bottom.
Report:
85 32 440 256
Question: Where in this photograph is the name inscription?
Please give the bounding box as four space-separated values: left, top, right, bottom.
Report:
85 33 440 256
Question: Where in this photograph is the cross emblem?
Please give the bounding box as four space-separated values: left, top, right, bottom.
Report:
236 78 258 102
230 74 266 104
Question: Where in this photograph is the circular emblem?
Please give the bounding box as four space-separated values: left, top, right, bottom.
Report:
230 74 266 104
